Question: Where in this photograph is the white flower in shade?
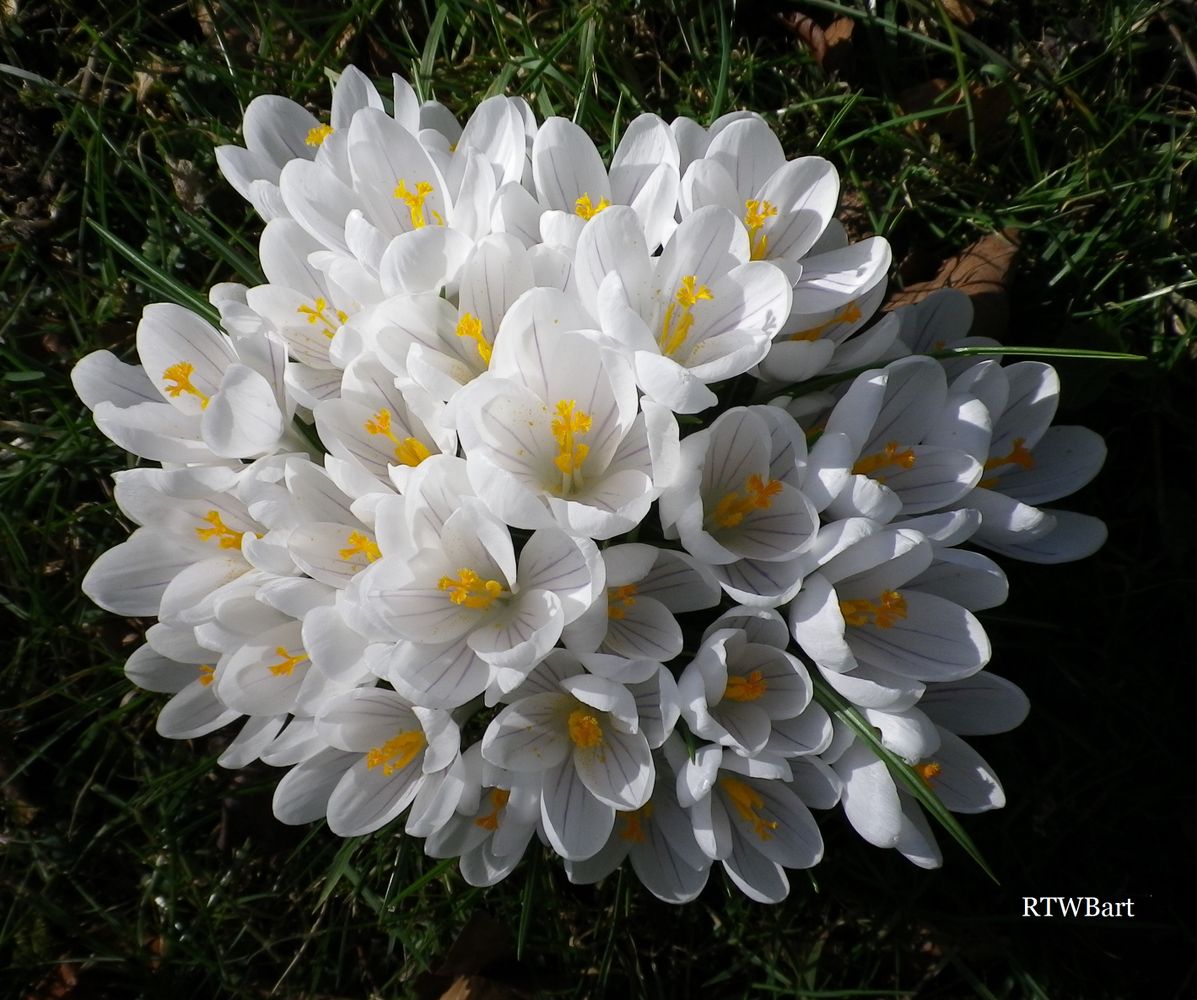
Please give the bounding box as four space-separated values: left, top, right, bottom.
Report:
481 661 653 860
576 205 791 413
215 65 384 221
952 360 1107 563
312 686 461 836
562 754 711 904
788 526 992 712
455 290 678 538
893 289 1001 366
659 405 819 606
124 630 238 740
677 742 824 904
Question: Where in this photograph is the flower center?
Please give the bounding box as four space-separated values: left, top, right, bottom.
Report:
659 274 714 358
162 361 210 409
438 568 506 610
979 437 1035 489
363 408 431 467
743 198 778 260
267 646 309 676
551 399 592 494
839 589 908 628
617 801 654 844
707 474 783 529
366 730 426 776
607 584 638 621
787 301 862 342
723 670 768 702
339 530 381 563
197 664 215 687
852 441 916 483
474 788 511 831
305 123 334 147
719 775 779 841
914 760 942 787
574 193 610 220
297 297 347 340
195 510 246 549
393 179 443 230
454 312 491 365
567 708 603 749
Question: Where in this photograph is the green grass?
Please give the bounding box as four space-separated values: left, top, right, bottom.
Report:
2 0 1195 996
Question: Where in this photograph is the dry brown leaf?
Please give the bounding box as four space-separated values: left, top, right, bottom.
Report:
777 12 855 77
885 229 1020 341
897 78 1012 149
23 962 78 1000
438 974 525 1000
940 0 981 27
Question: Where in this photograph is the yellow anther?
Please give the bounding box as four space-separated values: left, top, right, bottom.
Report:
393 179 442 229
617 801 654 844
296 297 347 339
914 760 942 787
719 775 779 841
723 669 768 702
852 441 917 483
267 646 309 677
574 193 610 220
305 123 335 147
162 362 211 409
839 590 908 629
363 408 432 468
567 708 603 749
744 198 778 260
787 301 863 342
551 399 592 492
455 312 491 365
979 437 1035 489
659 275 714 358
708 473 783 530
474 788 511 831
438 567 506 610
338 530 381 564
197 664 215 687
366 730 426 776
607 584 638 621
195 509 246 550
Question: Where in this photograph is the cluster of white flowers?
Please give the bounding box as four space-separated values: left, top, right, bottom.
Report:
73 67 1108 903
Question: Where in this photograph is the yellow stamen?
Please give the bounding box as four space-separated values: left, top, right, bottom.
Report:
438 567 506 610
839 590 908 629
305 123 334 147
979 437 1035 489
296 297 348 340
197 664 215 687
744 198 778 260
474 788 511 831
574 193 610 220
267 646 309 677
658 274 714 358
607 584 638 621
723 669 768 702
455 312 491 365
366 730 426 776
567 708 604 750
338 530 381 564
617 802 654 844
914 760 942 787
363 408 432 467
551 399 592 493
787 301 863 342
162 362 210 409
195 510 246 550
720 775 779 841
393 179 442 230
852 441 917 483
708 473 783 529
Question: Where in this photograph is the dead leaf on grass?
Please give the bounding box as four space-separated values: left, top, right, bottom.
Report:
885 229 1020 341
777 12 855 78
898 78 1012 150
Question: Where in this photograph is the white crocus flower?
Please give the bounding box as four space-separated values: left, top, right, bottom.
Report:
482 664 653 861
455 290 678 539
